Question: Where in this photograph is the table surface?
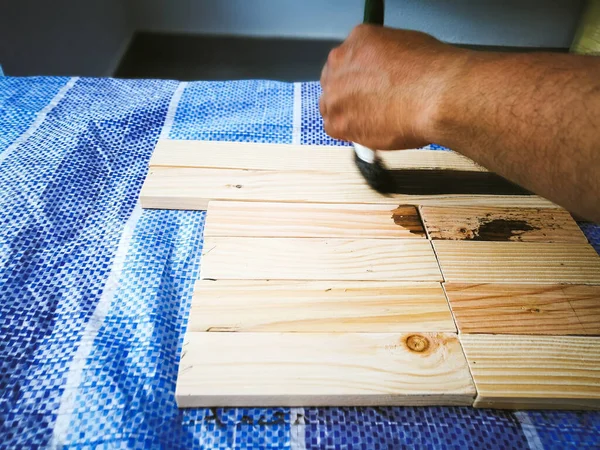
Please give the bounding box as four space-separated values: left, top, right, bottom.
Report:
1 76 599 449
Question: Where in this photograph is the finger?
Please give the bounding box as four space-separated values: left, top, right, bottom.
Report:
327 46 344 65
349 23 372 39
322 45 344 83
320 62 329 87
323 118 346 141
319 94 328 118
322 116 335 139
322 110 349 140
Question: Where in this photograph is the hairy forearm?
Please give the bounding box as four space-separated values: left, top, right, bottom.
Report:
428 50 600 221
320 26 600 220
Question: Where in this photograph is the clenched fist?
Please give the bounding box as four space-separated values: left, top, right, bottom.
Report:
319 25 465 150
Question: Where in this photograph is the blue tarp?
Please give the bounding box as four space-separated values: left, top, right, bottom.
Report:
1 76 599 449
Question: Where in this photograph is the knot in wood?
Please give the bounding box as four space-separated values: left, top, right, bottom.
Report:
405 335 430 353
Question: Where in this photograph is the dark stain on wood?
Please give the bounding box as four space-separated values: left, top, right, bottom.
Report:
387 170 530 195
472 218 538 241
391 205 426 236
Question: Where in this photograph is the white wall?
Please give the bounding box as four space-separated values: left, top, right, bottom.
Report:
0 0 131 76
0 0 585 76
128 0 584 48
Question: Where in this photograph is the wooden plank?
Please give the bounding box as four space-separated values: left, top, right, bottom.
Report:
204 201 425 238
149 140 488 172
433 241 600 284
189 280 456 333
200 237 443 281
570 298 600 335
176 332 476 407
445 283 600 335
420 206 587 243
460 334 600 410
140 167 556 210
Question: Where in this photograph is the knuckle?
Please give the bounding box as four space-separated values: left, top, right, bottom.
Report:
351 23 370 37
327 46 343 65
318 96 327 115
319 64 328 85
322 118 336 136
327 116 348 139
331 114 344 131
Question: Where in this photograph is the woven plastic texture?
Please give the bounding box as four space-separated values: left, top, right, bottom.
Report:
171 80 294 143
1 77 599 449
580 222 600 253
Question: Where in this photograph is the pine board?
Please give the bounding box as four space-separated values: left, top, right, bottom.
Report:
176 332 476 407
189 280 456 332
569 298 600 335
204 201 425 238
200 237 443 281
140 167 556 210
161 140 599 409
445 283 600 335
460 334 600 409
420 206 587 243
433 241 600 284
150 140 488 172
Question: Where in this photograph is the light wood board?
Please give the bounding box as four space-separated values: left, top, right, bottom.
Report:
420 206 587 243
141 167 556 210
150 140 488 172
176 332 476 407
433 241 600 284
161 140 599 409
460 334 600 409
445 283 600 335
200 237 443 281
204 201 426 238
189 280 456 332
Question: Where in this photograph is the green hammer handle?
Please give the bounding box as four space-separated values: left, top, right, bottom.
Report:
364 0 384 25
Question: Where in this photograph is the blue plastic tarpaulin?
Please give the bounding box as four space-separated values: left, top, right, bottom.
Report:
1 76 599 449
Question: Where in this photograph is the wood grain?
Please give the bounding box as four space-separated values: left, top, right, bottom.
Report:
150 140 488 172
420 206 587 243
460 334 600 409
445 283 600 335
140 167 556 210
189 280 456 332
570 298 600 335
433 241 600 284
176 332 476 407
200 237 443 281
204 201 425 238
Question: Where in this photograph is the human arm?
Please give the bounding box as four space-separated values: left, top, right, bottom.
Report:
320 25 600 221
